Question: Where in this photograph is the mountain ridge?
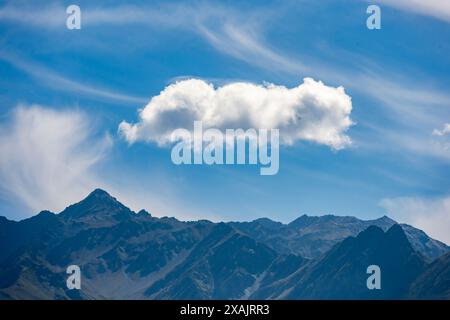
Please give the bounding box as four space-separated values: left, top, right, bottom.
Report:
0 188 448 300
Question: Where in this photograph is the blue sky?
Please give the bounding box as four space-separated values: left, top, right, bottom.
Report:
0 0 449 243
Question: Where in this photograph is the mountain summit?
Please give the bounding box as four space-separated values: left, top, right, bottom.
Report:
59 189 132 223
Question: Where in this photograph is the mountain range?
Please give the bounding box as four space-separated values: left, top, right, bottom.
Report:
0 189 448 299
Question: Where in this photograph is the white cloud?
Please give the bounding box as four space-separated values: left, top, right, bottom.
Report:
119 78 353 150
380 196 450 245
433 123 450 136
0 105 112 216
377 0 450 23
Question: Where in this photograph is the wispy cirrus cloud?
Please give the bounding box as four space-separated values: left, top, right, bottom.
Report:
0 105 111 216
0 3 65 27
195 21 308 75
0 51 147 105
377 0 450 23
0 2 307 75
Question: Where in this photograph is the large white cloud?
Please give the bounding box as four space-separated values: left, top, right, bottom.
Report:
0 105 112 216
380 195 450 245
119 78 353 150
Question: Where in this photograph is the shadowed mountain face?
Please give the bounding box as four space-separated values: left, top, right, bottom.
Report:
273 225 427 299
408 252 450 299
0 189 448 299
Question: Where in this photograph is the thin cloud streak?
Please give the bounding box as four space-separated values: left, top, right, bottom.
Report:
377 0 450 24
0 51 148 105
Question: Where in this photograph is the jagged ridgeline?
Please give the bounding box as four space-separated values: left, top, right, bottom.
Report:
0 189 448 299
